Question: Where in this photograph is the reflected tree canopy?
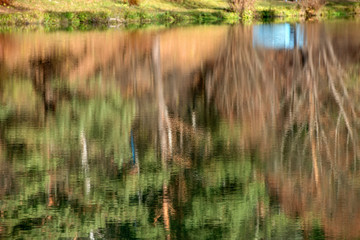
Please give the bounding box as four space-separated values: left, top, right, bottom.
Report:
0 22 360 239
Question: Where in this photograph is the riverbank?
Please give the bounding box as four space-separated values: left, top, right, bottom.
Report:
0 0 359 26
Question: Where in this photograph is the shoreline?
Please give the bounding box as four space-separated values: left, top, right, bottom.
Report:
0 1 359 27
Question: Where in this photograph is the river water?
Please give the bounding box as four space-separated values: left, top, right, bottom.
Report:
0 20 360 239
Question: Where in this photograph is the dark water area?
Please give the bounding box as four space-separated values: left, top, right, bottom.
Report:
0 20 360 239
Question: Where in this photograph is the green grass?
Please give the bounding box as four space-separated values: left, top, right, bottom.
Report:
0 0 359 27
11 0 228 13
256 0 303 18
319 0 360 18
256 0 360 19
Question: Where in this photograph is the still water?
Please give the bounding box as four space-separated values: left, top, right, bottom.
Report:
0 20 360 239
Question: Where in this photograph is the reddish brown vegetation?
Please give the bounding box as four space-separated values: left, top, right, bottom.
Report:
228 0 255 14
128 0 139 6
300 0 326 15
0 0 11 6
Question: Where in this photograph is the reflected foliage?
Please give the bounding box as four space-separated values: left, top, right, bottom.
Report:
0 22 360 239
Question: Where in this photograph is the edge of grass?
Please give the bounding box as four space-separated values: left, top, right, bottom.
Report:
0 1 359 28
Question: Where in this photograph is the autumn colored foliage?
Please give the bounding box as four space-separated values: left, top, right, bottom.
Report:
300 0 326 15
0 0 11 5
128 0 139 6
228 0 255 14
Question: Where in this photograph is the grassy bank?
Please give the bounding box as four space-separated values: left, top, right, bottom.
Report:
0 0 359 26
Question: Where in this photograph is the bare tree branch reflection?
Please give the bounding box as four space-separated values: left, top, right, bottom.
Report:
203 23 360 238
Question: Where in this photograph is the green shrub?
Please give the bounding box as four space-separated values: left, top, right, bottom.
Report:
157 11 175 23
77 12 91 23
124 10 138 20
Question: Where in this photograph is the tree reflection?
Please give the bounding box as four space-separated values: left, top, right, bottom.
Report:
0 23 359 239
204 23 360 238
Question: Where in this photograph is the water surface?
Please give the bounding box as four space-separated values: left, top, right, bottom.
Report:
0 21 360 239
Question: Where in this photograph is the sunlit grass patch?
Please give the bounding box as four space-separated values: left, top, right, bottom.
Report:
0 0 359 27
